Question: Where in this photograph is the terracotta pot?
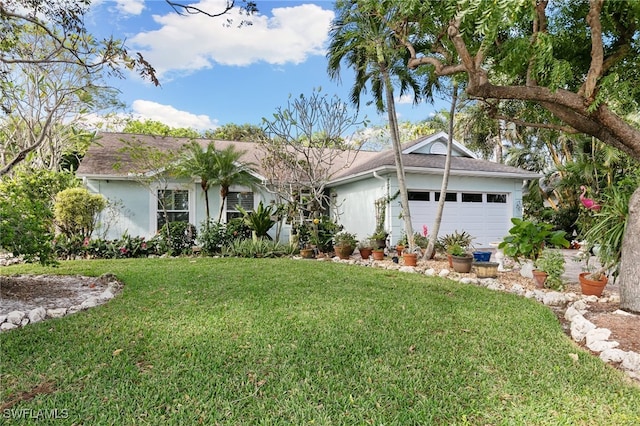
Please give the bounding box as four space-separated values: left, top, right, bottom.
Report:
451 255 473 273
359 248 372 259
579 272 608 297
335 245 355 260
403 253 417 267
532 270 548 288
372 250 385 260
396 245 405 256
447 253 453 268
300 248 315 259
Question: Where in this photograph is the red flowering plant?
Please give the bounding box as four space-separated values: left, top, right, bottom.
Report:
413 225 429 249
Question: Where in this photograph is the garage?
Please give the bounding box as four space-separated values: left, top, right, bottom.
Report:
409 190 511 247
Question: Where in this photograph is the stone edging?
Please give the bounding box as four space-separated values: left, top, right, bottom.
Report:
0 273 123 332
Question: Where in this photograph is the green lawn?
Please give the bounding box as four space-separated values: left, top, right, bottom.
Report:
1 258 639 425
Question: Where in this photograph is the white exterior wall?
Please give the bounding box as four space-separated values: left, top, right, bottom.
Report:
332 171 527 248
85 178 284 241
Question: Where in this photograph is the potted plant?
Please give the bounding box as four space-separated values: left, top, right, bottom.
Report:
498 218 569 278
358 239 373 260
333 231 357 259
370 229 388 249
534 249 566 290
448 243 473 273
396 232 408 255
438 230 475 267
372 248 385 260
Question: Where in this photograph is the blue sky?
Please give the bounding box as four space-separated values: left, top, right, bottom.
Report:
86 0 446 134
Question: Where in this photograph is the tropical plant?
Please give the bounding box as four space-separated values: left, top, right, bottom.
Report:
447 243 468 257
175 141 218 223
358 238 373 250
210 144 260 222
237 201 276 240
580 178 636 280
327 0 421 250
535 249 566 291
437 230 475 254
197 220 229 254
499 218 570 263
158 221 197 256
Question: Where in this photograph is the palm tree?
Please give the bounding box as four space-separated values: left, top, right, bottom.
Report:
175 141 217 223
327 1 421 249
211 144 260 222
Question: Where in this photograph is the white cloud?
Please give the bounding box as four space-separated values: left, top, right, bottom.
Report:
396 94 415 104
115 0 144 16
131 100 219 130
130 1 334 77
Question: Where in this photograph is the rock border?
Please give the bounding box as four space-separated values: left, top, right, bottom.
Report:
0 273 123 332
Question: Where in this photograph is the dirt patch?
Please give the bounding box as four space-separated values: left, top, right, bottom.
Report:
0 381 56 411
0 274 118 315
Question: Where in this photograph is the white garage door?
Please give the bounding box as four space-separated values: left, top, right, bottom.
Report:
409 191 510 247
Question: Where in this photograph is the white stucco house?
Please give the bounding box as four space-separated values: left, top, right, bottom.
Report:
77 132 540 247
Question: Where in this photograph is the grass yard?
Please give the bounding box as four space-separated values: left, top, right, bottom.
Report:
1 257 639 425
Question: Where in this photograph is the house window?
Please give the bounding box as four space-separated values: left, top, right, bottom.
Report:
157 189 189 229
462 193 483 203
434 192 457 202
408 191 430 201
226 191 254 221
487 193 507 203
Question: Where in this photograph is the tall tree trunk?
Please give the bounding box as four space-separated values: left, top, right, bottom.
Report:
424 82 458 259
619 186 640 313
383 69 414 250
218 186 229 223
201 180 211 224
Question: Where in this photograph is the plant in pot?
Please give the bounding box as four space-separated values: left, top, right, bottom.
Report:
333 231 357 259
358 239 373 260
498 218 569 278
576 180 633 296
396 232 408 255
370 229 388 249
534 248 566 290
438 230 475 267
448 243 473 273
372 247 385 260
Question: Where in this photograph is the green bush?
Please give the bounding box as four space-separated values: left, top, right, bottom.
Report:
54 187 106 239
198 220 230 254
0 169 79 264
158 221 197 255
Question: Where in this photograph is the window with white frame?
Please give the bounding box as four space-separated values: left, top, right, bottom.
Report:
226 191 254 222
157 189 189 229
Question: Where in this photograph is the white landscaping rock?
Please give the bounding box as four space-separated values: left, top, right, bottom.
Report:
621 352 640 373
510 284 525 296
67 305 83 314
424 268 436 276
570 315 596 342
0 315 6 324
587 340 619 352
543 292 568 306
486 282 505 291
571 299 589 313
565 306 582 322
460 277 477 285
81 297 99 309
600 348 627 363
6 311 25 325
20 318 29 326
28 307 46 323
0 322 18 331
585 328 612 346
438 269 450 278
399 266 416 273
46 308 68 319
98 290 115 301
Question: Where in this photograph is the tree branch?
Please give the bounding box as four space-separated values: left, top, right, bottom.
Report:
579 0 605 99
491 114 578 134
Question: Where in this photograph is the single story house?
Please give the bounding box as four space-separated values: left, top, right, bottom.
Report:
77 131 540 247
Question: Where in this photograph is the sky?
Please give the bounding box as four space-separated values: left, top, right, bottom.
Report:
85 0 447 134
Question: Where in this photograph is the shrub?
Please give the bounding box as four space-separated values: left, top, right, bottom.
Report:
498 218 569 263
54 188 106 239
535 249 566 291
158 222 197 255
198 220 230 254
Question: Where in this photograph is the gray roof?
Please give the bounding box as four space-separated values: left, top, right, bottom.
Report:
77 132 540 182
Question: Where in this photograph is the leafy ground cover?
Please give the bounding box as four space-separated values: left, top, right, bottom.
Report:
1 258 639 424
